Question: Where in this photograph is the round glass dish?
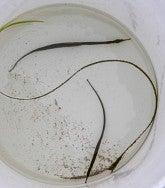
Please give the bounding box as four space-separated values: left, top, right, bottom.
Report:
0 2 162 188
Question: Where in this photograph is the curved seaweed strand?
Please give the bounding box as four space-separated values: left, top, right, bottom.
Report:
9 38 130 72
85 79 106 183
109 115 156 172
0 59 157 101
109 74 158 172
109 96 157 172
0 59 158 180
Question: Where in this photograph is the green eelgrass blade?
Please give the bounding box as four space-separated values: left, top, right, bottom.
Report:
0 20 43 32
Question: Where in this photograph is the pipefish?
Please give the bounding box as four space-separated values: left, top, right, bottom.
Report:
85 79 106 183
9 38 130 72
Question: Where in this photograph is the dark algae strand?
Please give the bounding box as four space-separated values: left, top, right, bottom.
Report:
9 38 130 72
85 79 106 183
109 104 157 172
109 73 158 173
61 167 109 180
0 59 158 180
109 155 123 172
1 59 157 101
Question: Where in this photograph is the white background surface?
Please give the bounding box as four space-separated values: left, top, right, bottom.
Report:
0 0 165 188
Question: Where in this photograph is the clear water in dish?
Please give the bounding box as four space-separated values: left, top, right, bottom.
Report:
0 4 157 186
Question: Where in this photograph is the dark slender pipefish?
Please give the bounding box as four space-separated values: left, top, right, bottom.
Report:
9 38 130 72
85 79 106 183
